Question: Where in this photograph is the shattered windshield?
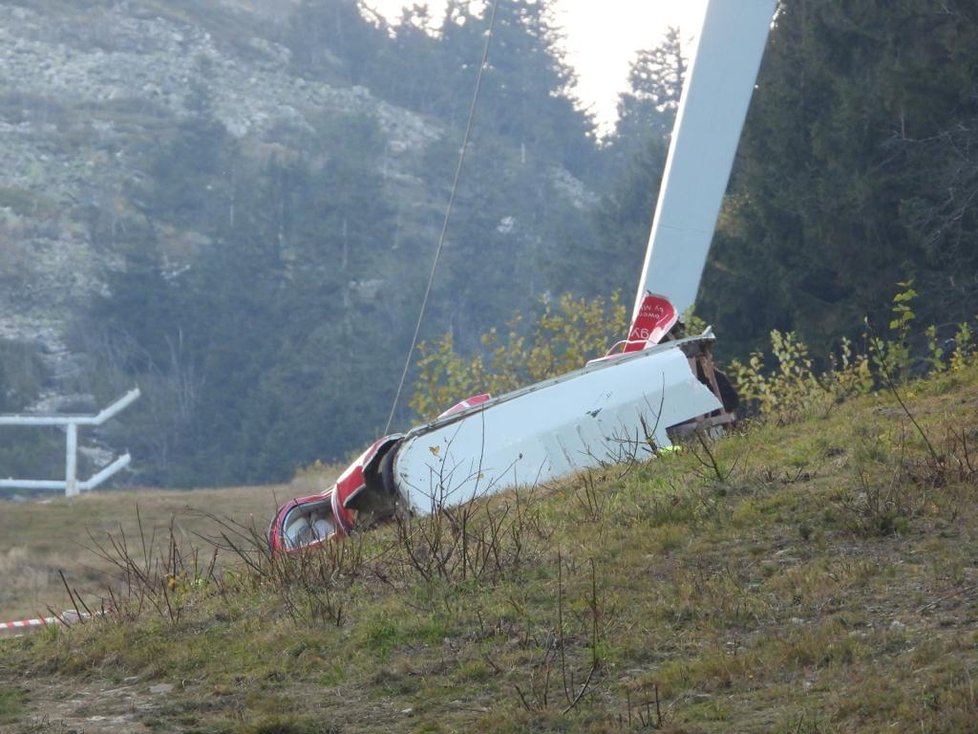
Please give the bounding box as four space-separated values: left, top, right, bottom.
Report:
282 501 337 549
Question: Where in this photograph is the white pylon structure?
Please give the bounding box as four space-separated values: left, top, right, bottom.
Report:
633 0 777 321
0 389 140 496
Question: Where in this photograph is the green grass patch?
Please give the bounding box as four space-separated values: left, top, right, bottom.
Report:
2 364 978 732
0 688 27 720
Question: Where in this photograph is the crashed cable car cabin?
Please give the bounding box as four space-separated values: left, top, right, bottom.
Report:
268 296 737 553
268 0 775 553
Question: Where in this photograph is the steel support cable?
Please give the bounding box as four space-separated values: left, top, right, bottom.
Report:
384 0 501 435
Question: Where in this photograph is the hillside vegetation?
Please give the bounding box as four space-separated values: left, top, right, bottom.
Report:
4 0 977 490
0 0 607 487
1 359 977 732
0 482 321 623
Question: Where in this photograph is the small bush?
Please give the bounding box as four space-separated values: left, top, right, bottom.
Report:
732 283 978 423
410 292 626 420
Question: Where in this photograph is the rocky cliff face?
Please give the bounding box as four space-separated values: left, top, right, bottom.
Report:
0 0 441 400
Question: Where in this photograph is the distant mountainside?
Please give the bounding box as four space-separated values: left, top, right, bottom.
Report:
0 0 438 369
0 0 610 485
3 0 976 491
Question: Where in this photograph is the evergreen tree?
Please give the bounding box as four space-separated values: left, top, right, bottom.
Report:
140 59 235 232
369 4 446 111
288 0 388 84
85 109 406 485
604 27 685 180
584 137 668 301
390 0 596 176
577 30 686 305
702 0 978 356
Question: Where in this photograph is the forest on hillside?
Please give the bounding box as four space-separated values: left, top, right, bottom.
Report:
1 0 976 488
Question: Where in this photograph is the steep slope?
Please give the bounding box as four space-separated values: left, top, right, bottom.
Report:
1 363 976 732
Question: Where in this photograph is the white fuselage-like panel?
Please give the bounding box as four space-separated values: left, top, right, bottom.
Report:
391 337 722 515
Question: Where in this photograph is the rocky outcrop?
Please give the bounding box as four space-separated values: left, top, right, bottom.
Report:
0 0 441 401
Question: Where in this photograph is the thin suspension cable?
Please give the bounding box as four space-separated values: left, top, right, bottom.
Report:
384 0 501 435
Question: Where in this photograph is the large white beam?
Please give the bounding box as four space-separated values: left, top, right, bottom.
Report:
633 0 776 320
0 389 140 495
0 389 142 427
79 453 132 492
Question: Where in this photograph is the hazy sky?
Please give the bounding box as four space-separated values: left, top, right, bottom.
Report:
367 0 708 131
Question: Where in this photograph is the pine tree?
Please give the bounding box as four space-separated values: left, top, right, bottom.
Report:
704 0 978 356
608 27 685 174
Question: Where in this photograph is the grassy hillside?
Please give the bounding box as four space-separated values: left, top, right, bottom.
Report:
1 365 977 733
0 474 337 624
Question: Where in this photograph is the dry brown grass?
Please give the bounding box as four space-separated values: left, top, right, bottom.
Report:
2 367 978 732
0 481 334 622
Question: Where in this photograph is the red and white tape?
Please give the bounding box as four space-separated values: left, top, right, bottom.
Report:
0 615 58 632
0 610 88 634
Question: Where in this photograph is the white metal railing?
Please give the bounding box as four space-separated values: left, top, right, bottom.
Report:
0 389 140 496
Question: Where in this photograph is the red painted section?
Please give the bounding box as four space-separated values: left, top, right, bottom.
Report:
438 394 491 418
623 293 678 351
589 294 679 366
269 435 402 552
0 610 90 634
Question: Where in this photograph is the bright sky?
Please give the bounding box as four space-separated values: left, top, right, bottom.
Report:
368 0 708 131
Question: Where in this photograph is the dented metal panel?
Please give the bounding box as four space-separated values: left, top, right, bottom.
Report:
391 335 723 515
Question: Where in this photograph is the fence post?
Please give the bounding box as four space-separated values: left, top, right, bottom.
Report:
65 423 79 497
